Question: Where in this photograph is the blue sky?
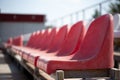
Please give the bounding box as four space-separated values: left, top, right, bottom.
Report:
0 0 111 26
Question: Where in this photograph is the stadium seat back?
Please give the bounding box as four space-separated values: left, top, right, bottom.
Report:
37 29 49 49
57 21 85 56
47 25 68 52
72 14 114 64
41 28 56 50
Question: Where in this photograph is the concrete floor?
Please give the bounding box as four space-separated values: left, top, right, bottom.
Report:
0 50 28 80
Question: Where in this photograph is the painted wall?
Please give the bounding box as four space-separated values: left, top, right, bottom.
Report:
0 22 45 42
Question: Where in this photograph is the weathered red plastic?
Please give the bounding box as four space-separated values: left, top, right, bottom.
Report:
47 25 68 52
28 21 85 67
36 29 49 49
14 33 36 56
36 14 114 74
4 37 13 48
11 35 23 55
27 25 68 66
40 28 56 50
7 38 13 44
12 35 23 46
22 29 52 59
26 32 36 47
15 25 67 58
31 31 41 48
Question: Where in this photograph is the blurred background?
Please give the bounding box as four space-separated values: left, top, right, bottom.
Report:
0 0 119 43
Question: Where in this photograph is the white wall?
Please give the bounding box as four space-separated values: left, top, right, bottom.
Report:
0 22 45 42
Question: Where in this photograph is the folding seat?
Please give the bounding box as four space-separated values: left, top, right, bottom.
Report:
28 32 40 48
13 32 35 56
23 28 57 56
16 36 24 53
12 38 16 45
25 28 58 65
11 35 23 54
36 14 114 74
52 21 85 56
11 35 23 46
40 28 56 50
8 38 13 44
22 31 40 49
36 29 50 49
22 29 50 61
47 25 68 53
22 28 55 54
28 21 85 66
20 26 66 58
26 32 36 47
29 31 40 48
32 31 42 48
25 25 68 66
4 38 13 48
18 36 23 46
13 31 39 56
12 30 42 57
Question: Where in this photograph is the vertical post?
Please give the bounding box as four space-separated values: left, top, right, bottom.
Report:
61 17 64 26
82 10 85 20
76 12 79 22
56 70 64 80
70 14 73 25
20 58 26 71
118 62 120 68
21 58 26 64
52 20 57 27
34 67 39 76
110 68 120 80
114 61 119 68
99 3 102 15
54 20 57 27
34 67 39 80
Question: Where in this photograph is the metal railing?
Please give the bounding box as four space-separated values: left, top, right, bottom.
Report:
46 0 114 27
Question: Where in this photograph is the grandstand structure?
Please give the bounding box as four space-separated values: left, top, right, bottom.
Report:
0 0 120 80
3 14 120 80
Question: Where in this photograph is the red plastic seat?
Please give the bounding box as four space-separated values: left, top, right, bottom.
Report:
30 31 41 48
40 28 56 50
11 35 23 54
23 30 43 49
53 21 85 56
7 38 13 45
28 21 85 66
15 32 37 56
22 31 42 54
22 28 56 53
47 25 68 52
22 29 49 60
26 25 68 66
17 25 67 57
4 37 13 48
36 29 50 49
36 14 114 74
13 30 43 57
12 35 23 46
26 32 37 47
27 25 68 64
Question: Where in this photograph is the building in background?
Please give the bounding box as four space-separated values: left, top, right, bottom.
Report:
0 13 46 42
